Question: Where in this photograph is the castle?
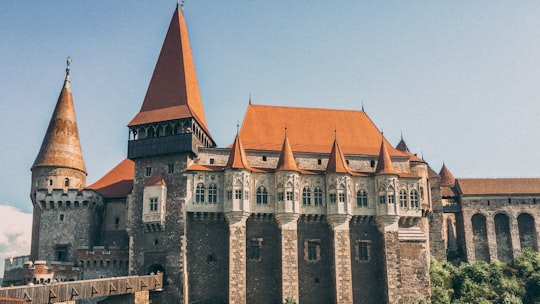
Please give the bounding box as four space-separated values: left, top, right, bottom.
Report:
4 5 540 304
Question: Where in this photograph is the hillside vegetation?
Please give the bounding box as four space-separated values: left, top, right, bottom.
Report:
431 248 540 304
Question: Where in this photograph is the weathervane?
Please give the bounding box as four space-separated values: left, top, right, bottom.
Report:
66 56 72 75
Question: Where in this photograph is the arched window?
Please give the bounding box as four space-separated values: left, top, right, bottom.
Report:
357 190 368 207
208 184 217 204
147 127 155 138
195 183 205 203
302 187 311 205
256 186 268 204
410 190 419 208
399 189 407 208
165 125 173 136
314 187 323 206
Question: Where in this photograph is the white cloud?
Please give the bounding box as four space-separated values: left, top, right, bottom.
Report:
0 205 32 277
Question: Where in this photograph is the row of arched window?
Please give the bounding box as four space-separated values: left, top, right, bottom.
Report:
130 119 213 148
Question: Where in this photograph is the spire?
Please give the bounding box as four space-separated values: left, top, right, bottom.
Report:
226 133 252 170
396 131 410 152
326 136 352 174
439 163 456 187
32 58 86 174
375 136 396 175
276 130 299 172
128 6 212 140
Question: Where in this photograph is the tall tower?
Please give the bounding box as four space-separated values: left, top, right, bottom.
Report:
30 59 101 263
126 6 214 302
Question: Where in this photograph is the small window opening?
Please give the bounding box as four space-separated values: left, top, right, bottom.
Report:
145 167 152 177
64 178 70 187
168 164 174 174
317 159 322 165
209 158 215 165
59 214 64 221
207 253 216 263
370 160 376 168
262 155 267 161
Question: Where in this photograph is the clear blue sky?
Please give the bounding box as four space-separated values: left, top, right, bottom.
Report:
2 1 540 214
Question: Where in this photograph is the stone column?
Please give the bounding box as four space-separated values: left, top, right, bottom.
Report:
485 215 497 261
275 214 300 304
225 212 250 304
376 215 401 304
327 215 353 304
134 291 149 304
510 215 521 258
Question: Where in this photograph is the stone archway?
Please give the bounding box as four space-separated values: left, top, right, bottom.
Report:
494 213 513 261
472 213 489 262
518 213 537 251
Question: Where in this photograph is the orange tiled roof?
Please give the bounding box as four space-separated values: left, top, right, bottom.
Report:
457 178 540 195
439 164 455 187
226 134 252 170
238 104 408 157
276 135 300 172
128 7 212 140
375 138 397 175
87 158 134 198
144 174 166 186
32 72 86 174
441 186 457 197
326 138 352 174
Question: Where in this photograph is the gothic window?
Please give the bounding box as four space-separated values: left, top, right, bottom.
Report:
305 239 321 262
356 240 371 261
410 190 419 208
235 189 242 200
278 191 284 201
227 190 232 200
338 192 346 203
388 194 395 204
286 191 294 201
147 127 155 138
329 193 337 203
149 197 158 212
256 186 268 204
195 183 205 203
145 167 152 177
208 184 217 204
302 187 311 205
379 195 386 204
165 125 173 136
399 189 407 208
248 238 263 261
357 190 368 207
314 187 323 206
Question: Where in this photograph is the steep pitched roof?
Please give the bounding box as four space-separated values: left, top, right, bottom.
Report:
128 7 212 140
375 137 397 175
457 178 540 195
238 104 407 157
87 158 134 198
326 137 352 174
396 135 410 153
226 134 252 170
276 134 299 172
439 164 456 187
32 67 86 174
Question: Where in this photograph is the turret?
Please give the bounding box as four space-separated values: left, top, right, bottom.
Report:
375 136 399 217
30 59 102 264
325 136 353 217
275 131 301 216
224 133 252 216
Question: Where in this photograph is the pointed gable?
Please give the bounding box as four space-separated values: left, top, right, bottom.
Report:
226 134 252 170
396 135 410 153
32 69 86 174
326 138 352 174
375 137 397 175
87 158 134 198
276 134 299 172
439 164 456 187
128 7 212 139
238 104 406 157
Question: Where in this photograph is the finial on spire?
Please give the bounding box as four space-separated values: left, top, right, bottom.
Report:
334 128 337 140
249 94 252 105
236 121 240 135
66 56 72 76
361 101 365 112
400 130 403 140
284 125 288 137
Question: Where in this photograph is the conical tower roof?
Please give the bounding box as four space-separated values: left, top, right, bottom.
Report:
32 61 86 174
439 163 456 187
326 137 352 174
226 133 252 171
396 133 410 152
128 6 212 141
375 136 396 175
276 132 299 172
